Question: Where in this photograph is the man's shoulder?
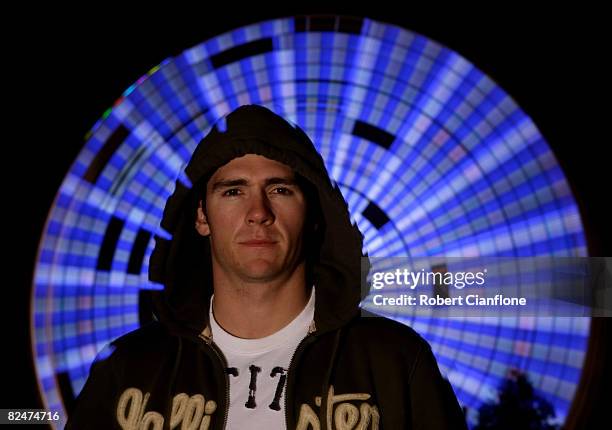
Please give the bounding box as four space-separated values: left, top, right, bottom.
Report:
103 321 173 358
346 315 426 340
112 320 167 341
342 316 431 355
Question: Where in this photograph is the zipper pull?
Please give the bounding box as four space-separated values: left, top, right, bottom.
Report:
198 326 213 345
307 320 317 335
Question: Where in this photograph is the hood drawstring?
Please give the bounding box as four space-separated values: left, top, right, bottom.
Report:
164 336 183 430
318 328 343 429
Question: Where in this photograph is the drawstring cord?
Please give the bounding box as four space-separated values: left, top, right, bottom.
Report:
318 328 343 429
164 336 183 430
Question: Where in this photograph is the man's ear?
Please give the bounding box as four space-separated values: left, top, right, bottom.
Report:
195 200 211 236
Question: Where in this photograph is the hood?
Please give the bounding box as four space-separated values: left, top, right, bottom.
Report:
149 105 368 337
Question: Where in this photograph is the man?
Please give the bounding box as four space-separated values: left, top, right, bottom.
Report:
66 105 467 429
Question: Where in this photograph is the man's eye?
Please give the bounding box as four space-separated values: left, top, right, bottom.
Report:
271 187 293 195
222 189 241 196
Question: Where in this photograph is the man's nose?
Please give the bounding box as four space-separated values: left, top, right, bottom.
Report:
246 192 274 225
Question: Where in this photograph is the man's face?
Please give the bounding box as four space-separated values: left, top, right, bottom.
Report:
196 154 307 284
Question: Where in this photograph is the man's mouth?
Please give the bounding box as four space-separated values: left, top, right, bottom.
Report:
238 240 277 247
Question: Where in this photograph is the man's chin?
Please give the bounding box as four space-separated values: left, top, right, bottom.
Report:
237 261 282 282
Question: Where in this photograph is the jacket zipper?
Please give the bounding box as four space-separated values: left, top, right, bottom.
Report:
198 333 230 430
284 323 318 430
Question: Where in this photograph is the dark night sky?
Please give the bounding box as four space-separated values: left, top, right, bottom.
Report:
3 3 609 424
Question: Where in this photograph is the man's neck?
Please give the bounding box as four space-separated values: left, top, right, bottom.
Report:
211 268 310 339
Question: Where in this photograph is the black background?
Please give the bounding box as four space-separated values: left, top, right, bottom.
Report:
3 3 609 427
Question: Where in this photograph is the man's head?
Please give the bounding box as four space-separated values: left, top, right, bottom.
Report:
194 154 308 284
150 105 366 332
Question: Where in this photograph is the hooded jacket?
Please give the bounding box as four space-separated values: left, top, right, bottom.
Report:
66 105 467 430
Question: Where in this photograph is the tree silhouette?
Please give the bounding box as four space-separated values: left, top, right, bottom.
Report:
475 369 559 430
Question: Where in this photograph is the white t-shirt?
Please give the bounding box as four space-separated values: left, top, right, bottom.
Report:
209 288 315 430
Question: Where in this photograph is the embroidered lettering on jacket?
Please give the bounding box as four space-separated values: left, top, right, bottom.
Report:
296 385 380 430
116 387 217 430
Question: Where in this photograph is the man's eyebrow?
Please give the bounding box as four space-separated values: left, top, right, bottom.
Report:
210 178 248 192
210 177 297 192
264 177 297 186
